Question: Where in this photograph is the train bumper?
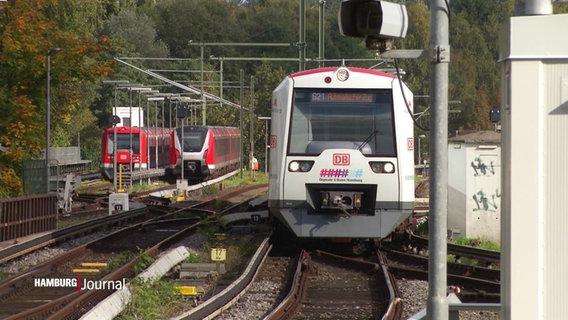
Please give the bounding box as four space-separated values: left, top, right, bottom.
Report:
269 206 413 238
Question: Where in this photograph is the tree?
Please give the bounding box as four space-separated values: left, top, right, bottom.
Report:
0 0 112 197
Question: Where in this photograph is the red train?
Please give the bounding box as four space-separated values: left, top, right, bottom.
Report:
169 126 241 181
101 126 174 180
101 125 240 182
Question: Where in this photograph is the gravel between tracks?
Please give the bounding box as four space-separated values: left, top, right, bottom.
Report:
0 232 107 274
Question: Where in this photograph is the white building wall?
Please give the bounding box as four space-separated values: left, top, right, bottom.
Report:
448 141 501 243
499 13 568 320
465 146 501 243
113 107 144 127
447 143 467 237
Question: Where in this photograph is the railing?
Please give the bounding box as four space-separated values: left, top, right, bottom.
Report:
0 194 57 241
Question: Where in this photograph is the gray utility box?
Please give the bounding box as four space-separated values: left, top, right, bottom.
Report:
109 192 129 215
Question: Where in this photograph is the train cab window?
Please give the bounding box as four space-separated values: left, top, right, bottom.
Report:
175 127 208 152
181 132 206 152
108 133 141 153
289 89 396 156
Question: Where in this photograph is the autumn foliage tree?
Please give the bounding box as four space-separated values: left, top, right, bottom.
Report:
0 0 112 197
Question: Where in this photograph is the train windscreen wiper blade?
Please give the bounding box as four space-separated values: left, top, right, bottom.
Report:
357 130 378 151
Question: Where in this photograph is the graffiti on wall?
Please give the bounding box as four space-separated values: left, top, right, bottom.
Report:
471 154 500 212
471 156 496 176
473 189 500 212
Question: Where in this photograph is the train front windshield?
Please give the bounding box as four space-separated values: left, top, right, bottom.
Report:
288 89 396 156
178 130 206 152
107 134 140 153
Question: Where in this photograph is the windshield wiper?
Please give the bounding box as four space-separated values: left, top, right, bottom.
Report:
357 130 378 151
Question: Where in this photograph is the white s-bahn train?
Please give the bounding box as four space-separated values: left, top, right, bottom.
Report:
268 66 415 238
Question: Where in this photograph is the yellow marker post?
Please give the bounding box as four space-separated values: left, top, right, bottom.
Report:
117 163 124 192
211 248 226 275
210 248 226 261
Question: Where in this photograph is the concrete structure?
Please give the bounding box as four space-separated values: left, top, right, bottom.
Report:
499 13 568 320
447 131 501 243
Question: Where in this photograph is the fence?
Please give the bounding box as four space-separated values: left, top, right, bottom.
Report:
0 194 57 241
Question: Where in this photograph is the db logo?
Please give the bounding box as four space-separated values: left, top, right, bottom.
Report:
333 153 350 165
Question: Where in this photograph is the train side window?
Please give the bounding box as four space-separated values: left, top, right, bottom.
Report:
107 139 114 154
289 102 311 154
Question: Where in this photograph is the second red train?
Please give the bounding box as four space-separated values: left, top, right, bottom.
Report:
101 125 241 182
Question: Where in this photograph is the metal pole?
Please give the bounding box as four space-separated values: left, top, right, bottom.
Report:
264 120 268 174
258 117 271 174
113 124 118 190
129 89 133 182
240 69 244 179
138 91 142 172
318 0 325 68
427 0 450 319
418 136 421 166
46 54 51 194
46 48 60 193
219 58 224 108
113 89 118 189
155 100 158 169
299 0 306 71
250 76 255 179
200 44 206 125
181 120 184 182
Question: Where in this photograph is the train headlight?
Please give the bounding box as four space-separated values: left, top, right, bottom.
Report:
383 162 395 173
300 161 313 172
369 161 395 174
289 161 300 172
288 160 314 172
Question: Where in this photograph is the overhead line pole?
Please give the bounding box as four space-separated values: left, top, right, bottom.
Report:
427 0 450 319
240 69 244 179
299 0 306 71
200 45 206 125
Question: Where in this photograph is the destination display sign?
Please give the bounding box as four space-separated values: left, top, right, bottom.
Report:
310 92 374 103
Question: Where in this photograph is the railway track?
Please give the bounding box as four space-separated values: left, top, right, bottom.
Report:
0 206 151 265
1 183 502 318
383 234 501 304
383 248 500 302
213 249 298 319
0 215 201 319
284 250 391 320
189 245 400 320
0 179 266 264
408 233 500 266
0 183 268 318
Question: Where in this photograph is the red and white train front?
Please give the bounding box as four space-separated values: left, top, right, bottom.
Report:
170 126 240 180
101 126 173 180
268 66 415 238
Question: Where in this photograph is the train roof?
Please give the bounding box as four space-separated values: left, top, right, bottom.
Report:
104 126 174 133
175 125 239 131
289 66 396 79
